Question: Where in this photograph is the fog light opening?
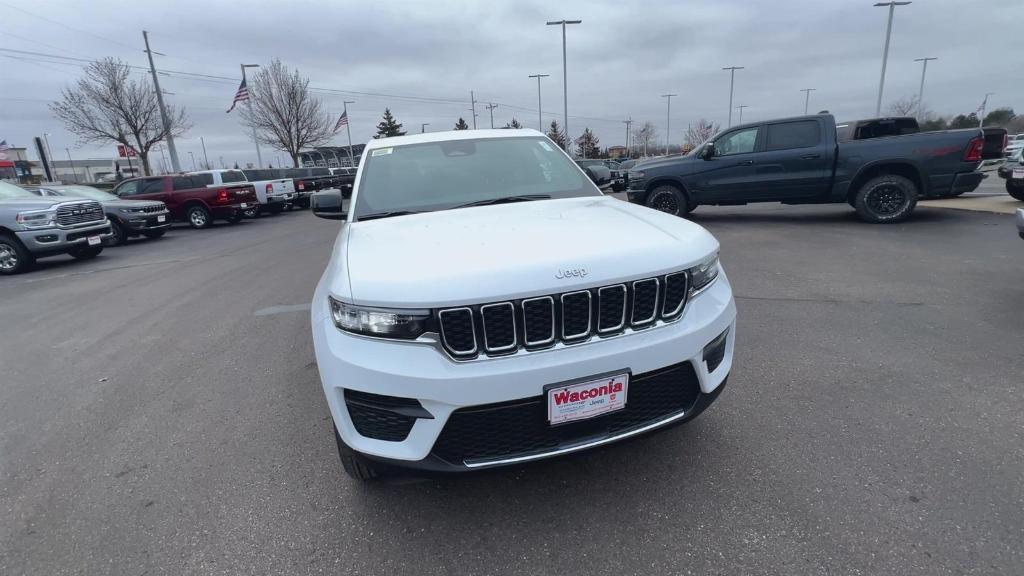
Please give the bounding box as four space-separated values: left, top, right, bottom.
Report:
702 328 729 373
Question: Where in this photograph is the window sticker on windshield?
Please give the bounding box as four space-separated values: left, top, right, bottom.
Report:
538 141 553 152
371 148 393 157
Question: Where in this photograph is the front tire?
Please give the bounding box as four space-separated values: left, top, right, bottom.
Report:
186 205 212 229
644 184 692 217
335 426 379 482
853 174 918 223
1006 179 1024 201
105 220 128 246
0 234 33 275
69 245 103 260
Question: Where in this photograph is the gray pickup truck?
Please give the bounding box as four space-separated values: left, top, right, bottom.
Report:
0 181 111 275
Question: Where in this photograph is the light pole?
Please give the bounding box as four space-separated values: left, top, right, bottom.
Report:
722 66 744 127
42 132 55 180
241 63 263 167
661 94 677 155
736 105 749 124
547 19 582 151
528 74 550 131
470 90 477 129
486 102 498 129
143 31 181 172
979 92 994 127
65 148 78 183
200 136 210 170
421 123 430 133
873 2 912 117
623 118 633 157
343 100 355 166
913 57 937 120
800 88 816 115
188 151 196 171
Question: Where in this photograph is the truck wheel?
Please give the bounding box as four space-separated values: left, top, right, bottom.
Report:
335 426 379 482
0 234 33 275
141 230 166 239
243 206 259 218
69 245 103 260
1006 179 1024 201
645 185 692 217
104 220 127 247
186 205 212 229
853 174 918 223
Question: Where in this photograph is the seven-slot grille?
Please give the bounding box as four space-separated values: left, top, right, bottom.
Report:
141 204 166 214
55 202 105 226
437 271 690 359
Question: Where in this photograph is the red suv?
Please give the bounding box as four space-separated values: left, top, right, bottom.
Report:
113 175 257 229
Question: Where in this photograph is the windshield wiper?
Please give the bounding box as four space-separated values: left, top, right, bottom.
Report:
356 210 421 221
452 195 551 209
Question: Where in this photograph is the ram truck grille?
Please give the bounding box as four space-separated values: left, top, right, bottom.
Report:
55 201 105 226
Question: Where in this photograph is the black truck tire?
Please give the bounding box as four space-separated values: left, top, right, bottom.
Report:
69 245 103 260
335 426 379 482
645 184 692 217
186 205 212 229
0 233 34 275
853 174 918 223
1006 179 1024 201
105 219 127 246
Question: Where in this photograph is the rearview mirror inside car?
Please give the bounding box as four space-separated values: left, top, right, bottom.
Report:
311 189 346 220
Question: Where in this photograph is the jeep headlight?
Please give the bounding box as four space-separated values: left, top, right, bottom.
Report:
328 296 429 339
119 207 146 214
16 210 56 230
688 253 720 294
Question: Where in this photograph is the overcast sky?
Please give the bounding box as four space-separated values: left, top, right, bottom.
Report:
2 0 1022 168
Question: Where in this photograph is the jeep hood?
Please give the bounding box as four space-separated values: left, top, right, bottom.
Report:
334 196 719 308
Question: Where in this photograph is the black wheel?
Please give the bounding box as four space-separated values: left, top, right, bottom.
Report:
69 245 103 260
334 426 379 482
644 184 692 217
243 206 259 218
0 234 33 275
226 212 244 224
1006 179 1024 201
186 205 212 229
853 174 918 223
141 229 166 239
104 219 127 246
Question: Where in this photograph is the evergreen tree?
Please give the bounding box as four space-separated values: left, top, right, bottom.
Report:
454 117 470 130
982 107 1015 128
374 108 406 139
505 117 523 129
546 120 566 148
948 113 978 129
574 127 600 158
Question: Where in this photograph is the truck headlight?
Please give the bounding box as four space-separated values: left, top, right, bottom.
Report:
16 210 56 229
328 296 429 339
688 253 720 294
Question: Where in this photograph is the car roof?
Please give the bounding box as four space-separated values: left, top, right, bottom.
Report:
362 128 545 150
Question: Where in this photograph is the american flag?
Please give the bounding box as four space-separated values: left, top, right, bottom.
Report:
226 79 249 113
333 111 349 133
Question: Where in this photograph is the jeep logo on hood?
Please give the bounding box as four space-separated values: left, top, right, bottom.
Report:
555 268 587 279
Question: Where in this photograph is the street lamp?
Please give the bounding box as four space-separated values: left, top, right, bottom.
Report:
65 148 78 183
722 66 744 127
979 92 995 127
661 94 677 155
528 74 550 131
736 105 749 124
547 19 582 151
913 57 937 120
241 63 262 167
188 151 196 171
800 88 816 115
873 2 912 116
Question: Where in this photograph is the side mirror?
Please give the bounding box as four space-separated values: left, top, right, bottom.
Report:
701 143 715 160
311 189 346 220
583 166 601 183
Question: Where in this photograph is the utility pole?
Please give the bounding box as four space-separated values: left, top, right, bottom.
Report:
873 2 912 117
343 100 355 166
623 118 633 157
66 148 78 183
219 155 225 169
200 136 209 170
736 105 749 124
142 31 180 173
547 19 582 152
42 132 54 180
240 63 262 167
529 74 549 131
979 92 994 127
913 57 937 120
800 88 816 115
486 102 498 129
470 90 477 129
661 94 677 155
421 123 430 133
722 66 744 127
188 151 196 171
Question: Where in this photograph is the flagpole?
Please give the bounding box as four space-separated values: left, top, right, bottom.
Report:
241 64 263 168
343 101 355 167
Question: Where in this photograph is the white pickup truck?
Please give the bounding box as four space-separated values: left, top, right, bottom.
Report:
187 169 296 216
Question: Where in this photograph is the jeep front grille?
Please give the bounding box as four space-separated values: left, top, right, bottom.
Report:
436 271 690 359
55 201 105 226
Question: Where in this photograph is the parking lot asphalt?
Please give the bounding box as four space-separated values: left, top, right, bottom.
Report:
2 203 1022 575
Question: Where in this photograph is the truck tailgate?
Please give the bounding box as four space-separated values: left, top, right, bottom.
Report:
272 179 296 194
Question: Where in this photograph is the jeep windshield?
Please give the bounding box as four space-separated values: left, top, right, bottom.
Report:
352 136 598 221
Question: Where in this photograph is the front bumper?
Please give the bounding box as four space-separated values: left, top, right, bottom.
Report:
122 212 171 232
15 220 112 255
312 271 737 470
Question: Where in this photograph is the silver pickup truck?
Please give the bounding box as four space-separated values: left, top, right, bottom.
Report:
0 181 111 275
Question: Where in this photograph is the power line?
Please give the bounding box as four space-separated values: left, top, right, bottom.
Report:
0 1 138 51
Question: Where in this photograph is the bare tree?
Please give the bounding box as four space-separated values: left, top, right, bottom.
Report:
50 58 190 176
240 59 333 167
684 119 720 147
632 122 658 157
886 95 919 117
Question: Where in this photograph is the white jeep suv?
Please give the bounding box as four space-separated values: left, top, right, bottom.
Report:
310 129 736 480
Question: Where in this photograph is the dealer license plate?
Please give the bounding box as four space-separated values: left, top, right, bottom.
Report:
157 215 166 223
87 236 101 246
240 203 248 208
546 371 629 425
1013 167 1024 179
